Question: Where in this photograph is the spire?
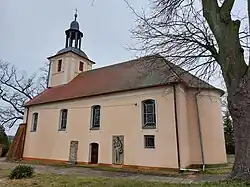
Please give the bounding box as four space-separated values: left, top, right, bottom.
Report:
64 11 83 49
74 8 78 21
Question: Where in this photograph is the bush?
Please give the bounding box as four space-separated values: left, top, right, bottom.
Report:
9 165 34 179
1 144 9 157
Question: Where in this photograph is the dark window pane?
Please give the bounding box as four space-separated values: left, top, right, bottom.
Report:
62 110 68 120
61 121 66 129
79 62 84 71
147 137 154 147
146 114 155 123
58 60 62 72
142 100 156 127
145 100 153 104
143 114 156 126
95 108 100 116
144 135 155 148
32 113 38 132
146 104 154 113
92 106 101 128
60 109 67 130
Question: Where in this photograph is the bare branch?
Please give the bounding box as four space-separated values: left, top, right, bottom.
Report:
0 60 48 128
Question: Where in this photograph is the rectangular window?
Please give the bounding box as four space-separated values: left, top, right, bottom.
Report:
31 113 38 132
79 61 84 71
59 109 68 130
91 105 101 129
144 135 155 149
57 60 62 72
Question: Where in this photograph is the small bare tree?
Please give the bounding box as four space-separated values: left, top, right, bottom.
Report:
0 60 48 128
126 0 250 180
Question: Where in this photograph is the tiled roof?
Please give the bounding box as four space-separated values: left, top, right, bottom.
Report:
25 55 223 106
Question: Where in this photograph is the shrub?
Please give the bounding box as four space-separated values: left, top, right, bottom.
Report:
9 165 34 179
1 144 9 157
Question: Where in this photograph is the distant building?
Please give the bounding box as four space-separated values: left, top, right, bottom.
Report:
19 13 226 170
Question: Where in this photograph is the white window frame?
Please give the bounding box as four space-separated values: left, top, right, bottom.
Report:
141 99 157 129
90 105 101 130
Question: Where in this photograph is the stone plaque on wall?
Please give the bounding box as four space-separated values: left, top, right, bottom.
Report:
69 140 78 164
112 136 124 165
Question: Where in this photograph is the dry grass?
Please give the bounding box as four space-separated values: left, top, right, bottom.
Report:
0 173 248 187
203 155 234 175
0 166 247 187
0 155 237 186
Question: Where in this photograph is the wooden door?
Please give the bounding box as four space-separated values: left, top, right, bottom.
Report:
90 143 99 164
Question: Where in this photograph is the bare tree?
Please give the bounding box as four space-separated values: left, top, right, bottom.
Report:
126 0 250 180
0 60 48 128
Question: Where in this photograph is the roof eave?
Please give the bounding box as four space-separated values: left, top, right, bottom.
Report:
47 51 96 64
24 83 181 107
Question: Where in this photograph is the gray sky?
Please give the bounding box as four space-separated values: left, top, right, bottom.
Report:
0 0 246 76
0 0 246 135
0 0 149 72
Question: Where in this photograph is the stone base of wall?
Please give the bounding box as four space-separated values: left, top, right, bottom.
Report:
22 157 179 172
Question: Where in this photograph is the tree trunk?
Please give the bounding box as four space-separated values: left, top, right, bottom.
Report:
228 75 250 180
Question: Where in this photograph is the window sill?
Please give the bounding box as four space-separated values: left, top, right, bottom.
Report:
142 126 156 129
145 147 155 149
90 127 100 130
58 129 66 132
30 130 37 132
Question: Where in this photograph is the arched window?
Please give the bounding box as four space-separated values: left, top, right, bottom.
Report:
142 99 156 128
59 109 68 130
91 105 101 129
31 113 38 132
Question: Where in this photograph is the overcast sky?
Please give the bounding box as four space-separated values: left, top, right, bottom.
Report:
0 0 149 73
0 0 246 135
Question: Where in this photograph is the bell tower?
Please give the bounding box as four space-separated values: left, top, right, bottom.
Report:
65 12 83 49
47 11 95 88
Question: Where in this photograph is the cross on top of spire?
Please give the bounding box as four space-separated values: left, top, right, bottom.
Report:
74 8 78 21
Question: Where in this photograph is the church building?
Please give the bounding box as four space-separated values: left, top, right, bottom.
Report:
15 13 227 170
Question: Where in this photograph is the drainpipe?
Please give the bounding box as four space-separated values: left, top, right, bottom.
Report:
195 91 205 172
173 85 181 170
173 85 199 173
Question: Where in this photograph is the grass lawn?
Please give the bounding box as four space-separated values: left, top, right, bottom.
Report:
0 169 247 187
0 174 248 187
202 155 234 175
0 155 239 186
